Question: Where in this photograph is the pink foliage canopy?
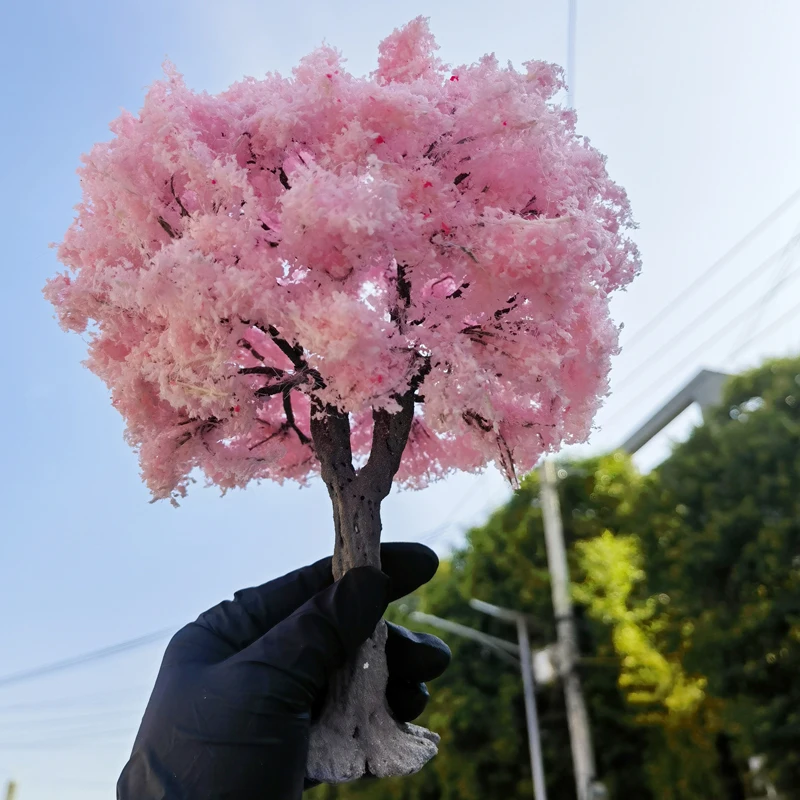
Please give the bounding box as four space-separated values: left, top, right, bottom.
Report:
46 18 640 503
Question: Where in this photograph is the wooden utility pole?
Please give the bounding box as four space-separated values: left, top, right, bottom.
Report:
539 459 597 800
5 780 17 800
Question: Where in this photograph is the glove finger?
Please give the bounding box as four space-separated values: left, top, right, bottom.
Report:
229 566 390 706
381 543 440 601
387 677 430 722
193 556 334 656
190 543 438 659
386 621 451 682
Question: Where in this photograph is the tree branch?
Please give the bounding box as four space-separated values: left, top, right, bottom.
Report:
239 365 286 378
158 216 178 239
283 392 311 446
260 223 280 248
250 392 312 450
238 320 326 391
238 338 265 362
170 176 190 218
463 409 493 432
248 427 286 451
389 262 412 334
360 390 416 500
310 402 356 488
267 324 305 366
254 372 310 397
496 432 519 488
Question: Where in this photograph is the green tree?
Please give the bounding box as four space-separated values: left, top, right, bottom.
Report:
574 530 706 719
636 356 800 794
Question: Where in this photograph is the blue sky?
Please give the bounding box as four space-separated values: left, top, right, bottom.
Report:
2 1 800 796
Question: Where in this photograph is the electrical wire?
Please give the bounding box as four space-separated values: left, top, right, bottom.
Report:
619 187 800 354
419 471 495 545
0 685 150 714
729 295 800 360
0 706 143 732
727 224 800 358
613 233 800 391
605 277 800 431
0 628 174 690
0 726 135 750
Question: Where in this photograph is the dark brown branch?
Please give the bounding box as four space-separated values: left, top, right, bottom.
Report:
423 132 452 165
238 338 265 362
494 295 519 320
409 354 432 393
447 281 470 300
250 391 312 450
460 246 478 263
454 172 470 186
520 195 540 218
174 416 220 450
310 402 356 488
238 320 325 391
463 409 493 432
170 176 190 218
496 432 519 488
158 217 178 239
460 324 494 339
260 223 280 248
360 390 415 499
265 324 306 369
239 365 286 378
248 427 286 451
254 372 310 397
279 167 291 191
283 392 311 446
389 263 413 333
239 132 258 166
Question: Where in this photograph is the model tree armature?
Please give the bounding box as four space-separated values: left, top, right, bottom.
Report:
45 17 640 784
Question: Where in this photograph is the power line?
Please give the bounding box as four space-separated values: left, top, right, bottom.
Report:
605 280 800 431
728 225 800 358
0 685 150 714
619 187 800 354
0 706 142 732
0 726 135 750
731 295 800 360
419 472 494 545
0 628 173 690
614 234 800 391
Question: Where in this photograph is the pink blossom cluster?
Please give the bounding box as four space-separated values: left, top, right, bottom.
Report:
46 17 640 502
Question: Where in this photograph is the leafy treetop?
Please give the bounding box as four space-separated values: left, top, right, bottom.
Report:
46 17 639 503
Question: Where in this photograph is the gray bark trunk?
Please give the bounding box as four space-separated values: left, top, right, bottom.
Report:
305 397 439 783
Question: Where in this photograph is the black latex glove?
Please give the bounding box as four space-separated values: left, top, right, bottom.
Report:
117 542 450 800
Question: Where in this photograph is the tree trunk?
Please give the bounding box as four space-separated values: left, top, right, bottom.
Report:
305 397 439 783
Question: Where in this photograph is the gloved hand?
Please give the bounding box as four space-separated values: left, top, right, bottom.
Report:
117 542 450 800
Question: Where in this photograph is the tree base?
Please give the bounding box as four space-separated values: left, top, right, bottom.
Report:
307 717 439 783
306 622 439 783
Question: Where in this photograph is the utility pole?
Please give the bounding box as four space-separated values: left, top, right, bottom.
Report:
517 614 548 800
468 600 548 800
539 459 598 800
5 781 17 800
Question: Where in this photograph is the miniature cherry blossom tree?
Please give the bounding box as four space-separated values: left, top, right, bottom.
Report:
45 17 640 783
